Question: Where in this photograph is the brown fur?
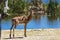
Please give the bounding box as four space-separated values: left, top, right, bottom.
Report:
9 12 33 38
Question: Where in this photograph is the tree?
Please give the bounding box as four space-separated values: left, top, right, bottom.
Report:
31 0 42 7
8 0 29 15
47 0 58 16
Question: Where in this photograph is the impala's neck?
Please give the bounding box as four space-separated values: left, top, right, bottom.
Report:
27 12 32 21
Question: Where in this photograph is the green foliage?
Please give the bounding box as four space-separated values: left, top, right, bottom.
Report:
57 5 60 15
0 1 4 11
31 0 42 7
8 0 29 15
47 0 58 15
31 0 38 6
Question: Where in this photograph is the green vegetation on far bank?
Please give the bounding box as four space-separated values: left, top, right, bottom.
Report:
0 0 60 17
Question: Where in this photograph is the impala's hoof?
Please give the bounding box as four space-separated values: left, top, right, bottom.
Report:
13 34 15 38
13 36 14 38
24 34 27 37
10 36 11 39
9 34 11 39
10 37 11 39
25 35 27 37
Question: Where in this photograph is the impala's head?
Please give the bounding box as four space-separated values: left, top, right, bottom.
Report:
28 9 34 16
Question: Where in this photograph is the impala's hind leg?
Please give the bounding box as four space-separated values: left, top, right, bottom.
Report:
13 25 16 38
10 25 13 38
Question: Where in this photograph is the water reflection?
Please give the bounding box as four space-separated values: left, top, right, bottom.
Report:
58 16 60 21
47 15 58 22
47 15 59 28
33 14 41 22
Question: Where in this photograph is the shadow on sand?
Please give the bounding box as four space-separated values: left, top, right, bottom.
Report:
3 36 24 39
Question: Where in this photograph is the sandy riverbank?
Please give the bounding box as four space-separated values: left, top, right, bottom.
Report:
1 29 60 40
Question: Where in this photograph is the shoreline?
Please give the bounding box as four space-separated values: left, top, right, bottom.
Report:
1 28 60 31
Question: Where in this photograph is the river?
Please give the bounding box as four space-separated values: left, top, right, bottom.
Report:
1 15 60 30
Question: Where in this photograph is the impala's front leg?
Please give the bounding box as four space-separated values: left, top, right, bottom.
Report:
24 23 27 37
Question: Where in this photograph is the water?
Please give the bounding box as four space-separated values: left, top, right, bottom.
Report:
29 0 60 4
1 15 60 30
